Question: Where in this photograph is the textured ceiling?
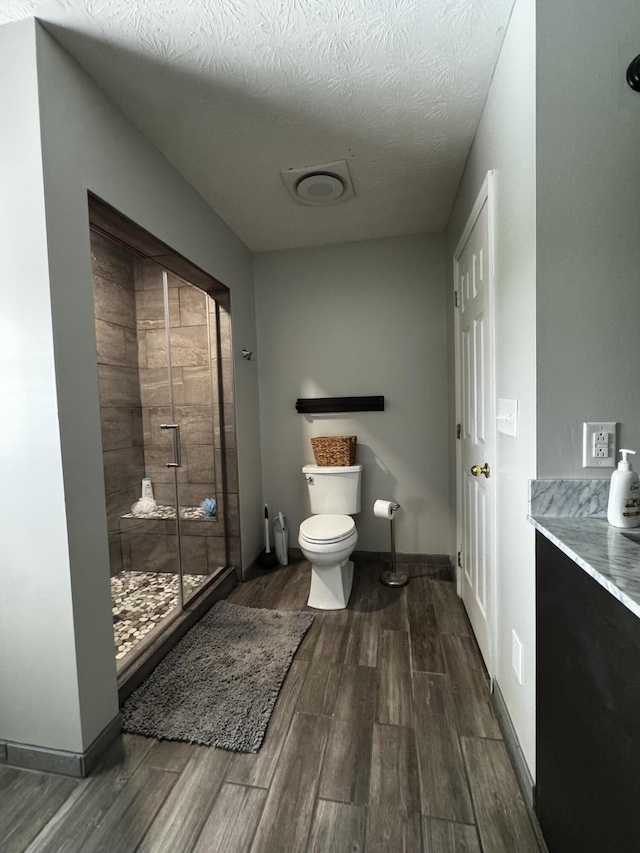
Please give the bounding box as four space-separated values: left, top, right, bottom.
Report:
1 0 514 251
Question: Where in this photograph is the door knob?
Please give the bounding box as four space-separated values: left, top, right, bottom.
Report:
470 463 490 478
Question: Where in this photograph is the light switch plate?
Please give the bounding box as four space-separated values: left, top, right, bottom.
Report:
582 421 617 468
496 398 518 437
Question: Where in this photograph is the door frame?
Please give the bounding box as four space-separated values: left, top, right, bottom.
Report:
452 170 498 679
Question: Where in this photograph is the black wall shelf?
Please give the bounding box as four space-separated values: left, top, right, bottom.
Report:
295 395 385 414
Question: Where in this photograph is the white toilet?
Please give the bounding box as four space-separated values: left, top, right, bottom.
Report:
298 464 362 610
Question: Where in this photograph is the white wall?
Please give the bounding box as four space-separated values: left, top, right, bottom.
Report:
536 0 640 477
447 0 537 773
254 233 451 555
0 19 263 755
0 18 86 754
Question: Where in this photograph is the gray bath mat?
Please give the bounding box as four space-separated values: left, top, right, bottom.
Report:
120 600 314 752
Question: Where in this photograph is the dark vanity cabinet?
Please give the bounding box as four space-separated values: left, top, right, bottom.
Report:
536 532 640 853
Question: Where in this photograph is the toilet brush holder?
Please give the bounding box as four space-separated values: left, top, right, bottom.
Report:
258 503 279 570
258 549 279 570
378 502 408 588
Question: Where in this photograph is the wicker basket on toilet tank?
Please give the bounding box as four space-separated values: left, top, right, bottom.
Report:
310 436 357 466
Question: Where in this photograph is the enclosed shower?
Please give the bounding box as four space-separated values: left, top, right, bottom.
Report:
89 203 239 670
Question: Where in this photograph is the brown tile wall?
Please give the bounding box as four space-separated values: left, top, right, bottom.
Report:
92 237 239 579
91 232 145 575
133 261 238 575
135 261 219 513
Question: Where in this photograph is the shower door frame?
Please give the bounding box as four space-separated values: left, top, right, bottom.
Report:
161 269 186 610
89 193 240 681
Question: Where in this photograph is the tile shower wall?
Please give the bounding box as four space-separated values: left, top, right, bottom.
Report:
134 260 218 509
91 233 144 575
125 261 239 574
92 237 240 578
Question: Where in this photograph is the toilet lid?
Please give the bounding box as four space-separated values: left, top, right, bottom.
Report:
299 514 355 544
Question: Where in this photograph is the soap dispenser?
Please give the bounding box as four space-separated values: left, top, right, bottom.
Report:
607 449 640 528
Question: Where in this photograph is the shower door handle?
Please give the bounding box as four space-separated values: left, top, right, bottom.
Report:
160 424 182 468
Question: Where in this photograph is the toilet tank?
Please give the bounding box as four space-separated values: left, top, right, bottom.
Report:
303 464 363 514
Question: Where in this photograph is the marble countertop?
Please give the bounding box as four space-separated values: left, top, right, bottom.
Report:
530 516 640 619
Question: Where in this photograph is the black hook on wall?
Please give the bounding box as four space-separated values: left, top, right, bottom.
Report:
627 55 640 92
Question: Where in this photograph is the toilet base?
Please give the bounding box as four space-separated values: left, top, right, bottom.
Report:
307 560 354 610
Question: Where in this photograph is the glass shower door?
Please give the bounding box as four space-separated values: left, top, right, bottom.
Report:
128 263 185 614
92 233 183 663
160 269 228 606
93 222 232 671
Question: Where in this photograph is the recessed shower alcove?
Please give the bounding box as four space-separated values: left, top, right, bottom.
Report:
88 196 240 673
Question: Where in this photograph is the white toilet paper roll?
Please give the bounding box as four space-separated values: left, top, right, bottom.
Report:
373 499 399 519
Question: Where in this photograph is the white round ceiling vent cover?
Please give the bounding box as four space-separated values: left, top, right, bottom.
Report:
296 173 345 204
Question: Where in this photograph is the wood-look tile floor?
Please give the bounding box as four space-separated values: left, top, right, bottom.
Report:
1 561 543 853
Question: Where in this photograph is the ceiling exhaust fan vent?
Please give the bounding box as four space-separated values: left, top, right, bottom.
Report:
296 173 344 203
281 160 355 206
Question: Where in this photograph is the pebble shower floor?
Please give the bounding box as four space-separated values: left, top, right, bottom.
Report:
111 571 204 660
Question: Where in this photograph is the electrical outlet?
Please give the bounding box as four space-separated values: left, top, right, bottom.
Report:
512 630 523 685
583 422 617 468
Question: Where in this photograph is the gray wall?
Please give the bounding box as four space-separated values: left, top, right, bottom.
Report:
536 0 640 476
446 0 640 780
0 18 263 755
0 19 87 754
254 233 451 555
447 0 537 773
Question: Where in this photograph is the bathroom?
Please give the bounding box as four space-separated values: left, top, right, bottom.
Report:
0 12 526 783
3 5 640 835
92 215 450 671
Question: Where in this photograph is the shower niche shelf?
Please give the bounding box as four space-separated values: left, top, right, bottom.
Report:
121 506 217 522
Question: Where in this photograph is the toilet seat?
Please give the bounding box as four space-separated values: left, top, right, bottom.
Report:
299 514 355 545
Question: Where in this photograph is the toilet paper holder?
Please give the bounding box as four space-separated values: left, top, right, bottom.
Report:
375 500 408 588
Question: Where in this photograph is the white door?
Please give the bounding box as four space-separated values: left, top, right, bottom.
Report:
454 175 496 674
